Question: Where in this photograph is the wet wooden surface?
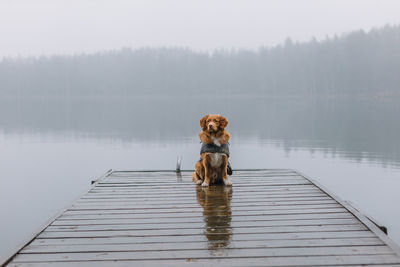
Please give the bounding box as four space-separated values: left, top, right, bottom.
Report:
5 170 400 266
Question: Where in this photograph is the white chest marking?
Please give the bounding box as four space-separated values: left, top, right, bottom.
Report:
211 136 221 146
209 153 224 167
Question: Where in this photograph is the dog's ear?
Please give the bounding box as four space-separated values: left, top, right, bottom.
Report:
220 116 228 129
200 115 209 130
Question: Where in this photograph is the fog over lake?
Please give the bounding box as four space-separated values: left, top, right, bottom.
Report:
1 95 400 259
1 25 400 260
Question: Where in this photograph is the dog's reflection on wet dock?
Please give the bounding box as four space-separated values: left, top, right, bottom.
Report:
196 185 233 252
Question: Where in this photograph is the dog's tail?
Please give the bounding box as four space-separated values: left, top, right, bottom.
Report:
227 161 233 176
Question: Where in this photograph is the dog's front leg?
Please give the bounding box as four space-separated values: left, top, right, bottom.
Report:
193 160 204 185
202 154 212 187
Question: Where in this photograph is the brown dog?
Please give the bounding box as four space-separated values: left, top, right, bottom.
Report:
192 114 231 187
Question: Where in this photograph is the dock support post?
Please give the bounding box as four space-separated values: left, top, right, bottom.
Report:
176 156 182 173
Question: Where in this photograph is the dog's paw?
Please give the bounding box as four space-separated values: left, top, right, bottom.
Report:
201 182 209 187
195 180 203 185
223 179 232 186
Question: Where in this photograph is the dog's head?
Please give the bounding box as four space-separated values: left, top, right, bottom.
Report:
200 114 228 134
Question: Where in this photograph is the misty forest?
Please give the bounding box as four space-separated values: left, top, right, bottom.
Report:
0 25 400 167
0 25 399 98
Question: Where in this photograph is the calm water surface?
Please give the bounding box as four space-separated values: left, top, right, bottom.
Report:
1 96 400 259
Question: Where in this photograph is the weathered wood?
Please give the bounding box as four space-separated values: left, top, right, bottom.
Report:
76 197 334 205
12 246 393 262
51 212 355 226
22 238 384 254
30 231 378 246
8 256 400 267
22 237 384 253
80 192 331 201
91 184 312 189
98 178 306 184
81 189 324 198
86 185 320 192
67 203 342 213
38 224 367 239
56 208 349 220
45 218 360 231
4 170 400 267
11 255 398 267
84 192 329 198
66 204 342 214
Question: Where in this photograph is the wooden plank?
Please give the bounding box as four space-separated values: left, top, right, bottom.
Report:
46 218 360 231
72 201 336 208
56 208 348 220
72 198 334 205
80 195 328 201
10 255 398 267
108 172 298 177
85 192 330 199
8 263 400 267
84 190 323 197
91 183 314 189
37 225 367 239
82 187 323 195
10 246 394 262
67 204 342 213
51 212 356 226
80 194 330 201
105 177 304 182
76 198 335 205
87 183 318 191
67 203 341 212
99 178 306 184
56 210 349 222
98 179 311 184
83 193 327 200
87 188 319 195
29 231 378 246
89 187 321 196
110 170 298 178
22 237 384 253
90 185 315 193
110 172 298 177
105 174 303 179
9 255 400 267
107 173 298 178
101 179 307 184
84 191 328 198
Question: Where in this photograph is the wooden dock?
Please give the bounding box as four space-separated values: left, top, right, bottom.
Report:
3 169 400 266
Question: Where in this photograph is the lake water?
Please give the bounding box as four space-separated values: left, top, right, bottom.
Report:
1 96 400 260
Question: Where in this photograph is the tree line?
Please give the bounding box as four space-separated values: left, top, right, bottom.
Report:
0 24 399 97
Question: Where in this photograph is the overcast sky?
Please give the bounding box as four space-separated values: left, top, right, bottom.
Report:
0 0 399 58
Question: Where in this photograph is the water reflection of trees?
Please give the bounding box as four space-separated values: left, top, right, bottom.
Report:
0 96 399 166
